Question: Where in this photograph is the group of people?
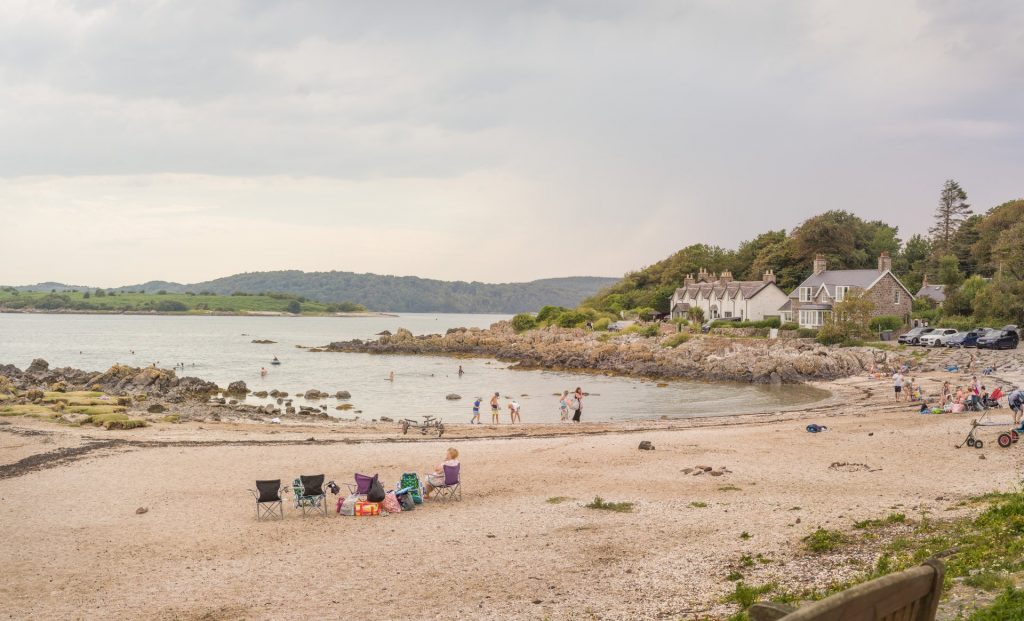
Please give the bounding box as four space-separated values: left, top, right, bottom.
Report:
467 387 585 424
895 370 1023 423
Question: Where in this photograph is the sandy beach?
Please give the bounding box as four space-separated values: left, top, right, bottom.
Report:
3 359 1023 620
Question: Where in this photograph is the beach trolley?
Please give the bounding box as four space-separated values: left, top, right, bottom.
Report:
958 416 1021 449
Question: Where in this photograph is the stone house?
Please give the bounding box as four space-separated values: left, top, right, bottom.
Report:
779 252 914 329
670 269 789 322
915 274 946 305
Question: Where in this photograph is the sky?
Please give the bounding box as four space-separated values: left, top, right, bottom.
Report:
0 1 1022 287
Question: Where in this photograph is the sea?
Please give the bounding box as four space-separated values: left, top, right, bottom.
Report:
0 313 827 423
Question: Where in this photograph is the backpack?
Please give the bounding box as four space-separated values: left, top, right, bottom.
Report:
367 474 386 503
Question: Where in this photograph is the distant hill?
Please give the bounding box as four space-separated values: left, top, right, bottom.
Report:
13 272 618 314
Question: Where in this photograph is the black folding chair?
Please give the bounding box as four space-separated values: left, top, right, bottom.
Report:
248 479 285 521
293 474 328 517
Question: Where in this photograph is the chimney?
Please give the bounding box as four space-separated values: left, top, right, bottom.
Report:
697 268 708 282
683 273 695 287
719 271 733 283
921 274 928 287
877 251 892 273
813 254 827 275
763 269 776 284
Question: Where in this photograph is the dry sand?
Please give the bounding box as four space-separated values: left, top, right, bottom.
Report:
2 369 1023 620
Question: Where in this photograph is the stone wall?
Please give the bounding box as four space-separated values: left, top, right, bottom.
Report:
864 273 913 319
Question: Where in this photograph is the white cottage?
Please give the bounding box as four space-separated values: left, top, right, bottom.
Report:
669 269 789 322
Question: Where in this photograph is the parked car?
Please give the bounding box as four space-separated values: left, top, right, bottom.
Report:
701 316 742 333
897 326 935 345
920 328 959 347
977 329 1020 350
944 329 990 348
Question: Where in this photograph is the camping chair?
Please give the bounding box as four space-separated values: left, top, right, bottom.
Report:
292 474 328 517
427 464 462 502
400 472 423 504
344 472 374 497
750 558 944 621
248 479 286 521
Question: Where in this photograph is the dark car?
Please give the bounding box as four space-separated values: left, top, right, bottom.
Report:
944 329 989 348
897 326 935 345
701 316 742 333
977 329 1019 350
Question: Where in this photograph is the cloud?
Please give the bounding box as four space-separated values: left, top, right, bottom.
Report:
0 0 1021 286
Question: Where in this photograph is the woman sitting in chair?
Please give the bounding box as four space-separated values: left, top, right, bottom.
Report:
423 447 459 498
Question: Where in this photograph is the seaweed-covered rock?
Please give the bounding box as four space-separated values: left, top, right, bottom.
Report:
226 381 248 394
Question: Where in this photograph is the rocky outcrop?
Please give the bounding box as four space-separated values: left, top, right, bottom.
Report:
226 381 248 394
320 322 894 384
0 362 219 400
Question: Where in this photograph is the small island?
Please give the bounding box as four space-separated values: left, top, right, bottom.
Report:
0 288 393 317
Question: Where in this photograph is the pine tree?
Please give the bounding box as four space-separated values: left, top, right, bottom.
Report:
929 179 972 252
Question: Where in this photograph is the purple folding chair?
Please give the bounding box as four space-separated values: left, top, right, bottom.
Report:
345 473 374 497
428 464 462 501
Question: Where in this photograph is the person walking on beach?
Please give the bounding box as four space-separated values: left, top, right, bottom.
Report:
490 392 500 424
572 387 584 422
471 397 481 424
458 365 464 377
508 399 521 423
892 371 904 402
559 390 570 421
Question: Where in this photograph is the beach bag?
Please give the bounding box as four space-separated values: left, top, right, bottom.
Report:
382 491 402 514
398 493 415 511
338 494 358 516
354 501 381 517
400 473 423 504
367 475 386 503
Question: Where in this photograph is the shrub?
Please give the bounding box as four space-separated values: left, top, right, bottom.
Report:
511 313 537 332
556 311 587 328
593 317 611 331
536 305 569 324
662 333 690 348
803 528 847 553
94 289 106 297
34 294 70 310
938 315 977 331
796 328 818 338
816 323 846 346
286 300 302 314
585 496 634 513
868 315 903 332
156 290 168 295
780 322 799 330
155 300 189 312
712 317 780 329
625 324 659 337
82 291 90 299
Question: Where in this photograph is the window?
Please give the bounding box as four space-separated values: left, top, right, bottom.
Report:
724 312 732 318
835 286 849 301
799 310 827 327
799 287 812 302
893 289 901 304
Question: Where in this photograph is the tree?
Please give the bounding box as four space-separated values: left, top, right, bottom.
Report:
687 306 705 324
83 291 91 299
511 313 537 332
286 300 301 314
929 179 972 253
818 292 875 344
895 234 931 293
94 289 106 298
969 199 1024 276
992 220 1024 280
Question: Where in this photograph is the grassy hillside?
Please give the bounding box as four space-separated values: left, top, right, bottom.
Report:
14 273 618 313
0 289 365 315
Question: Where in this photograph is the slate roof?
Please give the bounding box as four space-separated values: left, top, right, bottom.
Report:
916 284 946 303
788 270 883 299
674 280 774 301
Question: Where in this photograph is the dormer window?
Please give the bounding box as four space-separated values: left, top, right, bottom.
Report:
799 287 812 302
835 286 849 301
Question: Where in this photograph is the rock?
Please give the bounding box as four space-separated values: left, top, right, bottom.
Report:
26 389 44 402
709 470 724 477
269 389 280 397
263 404 276 415
335 390 351 399
226 381 248 394
446 393 462 400
795 517 801 524
228 399 238 405
251 339 277 344
285 406 296 414
380 416 393 422
252 391 268 398
26 358 49 375
697 465 712 472
304 389 322 399
146 404 167 414
60 413 91 425
135 507 148 515
638 440 655 450
682 468 694 474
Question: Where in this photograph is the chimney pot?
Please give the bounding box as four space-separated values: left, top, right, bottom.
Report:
877 251 892 273
813 254 827 275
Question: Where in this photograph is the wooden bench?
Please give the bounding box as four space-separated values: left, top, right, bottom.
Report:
750 559 944 621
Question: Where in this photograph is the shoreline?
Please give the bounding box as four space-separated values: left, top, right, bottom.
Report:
0 308 398 318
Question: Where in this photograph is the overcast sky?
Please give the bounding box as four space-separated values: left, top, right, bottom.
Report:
1 1 1021 287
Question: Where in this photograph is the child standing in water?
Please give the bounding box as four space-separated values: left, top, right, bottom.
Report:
508 399 521 423
470 397 481 424
490 392 500 424
559 390 570 421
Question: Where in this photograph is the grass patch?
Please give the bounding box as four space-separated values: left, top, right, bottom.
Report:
690 501 708 508
0 404 55 417
546 496 572 505
739 554 754 568
740 531 752 540
719 485 742 492
585 496 634 513
66 405 126 415
162 414 181 423
965 587 1024 620
102 419 147 430
803 528 848 553
726 570 743 582
963 571 1014 592
661 333 690 348
723 581 776 609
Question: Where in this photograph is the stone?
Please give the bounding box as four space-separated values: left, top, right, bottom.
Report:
263 404 276 415
146 404 167 414
60 413 91 425
446 393 462 400
304 389 322 399
226 381 248 394
709 470 724 476
285 406 296 414
135 507 148 515
228 399 238 405
335 390 351 399
26 358 50 375
380 416 393 422
252 391 268 398
682 468 694 474
26 390 44 402
638 440 655 450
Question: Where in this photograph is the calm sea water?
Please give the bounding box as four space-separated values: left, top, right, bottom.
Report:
0 313 827 422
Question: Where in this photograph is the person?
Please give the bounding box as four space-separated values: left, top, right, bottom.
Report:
572 387 584 422
260 367 267 377
423 447 460 498
458 365 464 377
559 390 570 421
892 371 904 402
273 356 279 362
1008 390 1024 427
941 381 951 403
954 386 964 405
508 399 521 423
471 397 481 424
388 371 395 382
490 392 500 424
